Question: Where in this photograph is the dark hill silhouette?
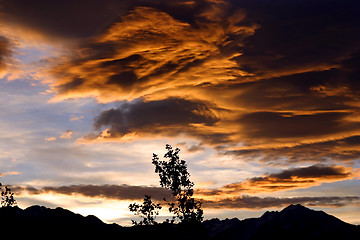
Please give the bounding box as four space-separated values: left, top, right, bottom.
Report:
205 204 360 240
0 205 122 238
0 204 359 239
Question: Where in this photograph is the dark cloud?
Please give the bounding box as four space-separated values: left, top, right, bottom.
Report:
237 111 359 139
0 36 13 73
187 144 205 153
233 0 360 78
197 164 354 195
202 195 360 209
266 164 351 180
14 184 360 210
92 97 220 139
0 0 131 40
176 142 205 153
14 184 172 202
0 0 221 40
227 135 360 163
232 69 357 112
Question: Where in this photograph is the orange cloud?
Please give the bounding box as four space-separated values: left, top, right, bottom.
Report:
44 137 57 142
0 35 14 77
59 130 72 139
0 171 20 177
49 6 256 103
196 164 356 197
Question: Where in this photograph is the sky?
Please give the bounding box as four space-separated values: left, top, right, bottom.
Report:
0 0 360 226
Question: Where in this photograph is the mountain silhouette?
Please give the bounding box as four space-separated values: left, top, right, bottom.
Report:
0 204 359 239
0 205 123 238
204 204 360 240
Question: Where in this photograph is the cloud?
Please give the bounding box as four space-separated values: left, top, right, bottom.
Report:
88 97 221 141
0 171 20 177
187 143 205 153
232 0 360 79
196 164 356 195
13 184 360 210
0 36 14 77
49 4 254 103
0 0 229 42
0 0 133 41
236 111 360 140
69 115 84 122
227 135 360 163
231 69 358 112
44 137 56 142
45 0 360 103
202 195 360 209
44 130 73 142
15 184 172 202
47 1 360 161
1 0 360 165
59 130 72 139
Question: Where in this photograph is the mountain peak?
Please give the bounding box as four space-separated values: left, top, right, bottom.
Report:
282 203 309 211
283 203 305 209
207 204 360 240
260 204 311 221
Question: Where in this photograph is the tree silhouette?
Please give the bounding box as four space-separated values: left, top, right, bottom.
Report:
129 195 162 225
152 144 203 223
129 144 203 225
1 183 17 207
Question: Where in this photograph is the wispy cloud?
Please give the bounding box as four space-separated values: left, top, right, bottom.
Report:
0 171 20 177
196 164 356 196
14 184 172 202
59 130 72 139
44 137 57 142
13 183 360 210
226 135 360 164
202 195 360 209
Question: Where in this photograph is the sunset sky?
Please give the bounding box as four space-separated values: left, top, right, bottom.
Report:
0 0 360 225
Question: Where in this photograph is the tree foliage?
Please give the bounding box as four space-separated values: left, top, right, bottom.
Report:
1 183 17 208
129 195 162 226
152 144 203 224
129 144 203 225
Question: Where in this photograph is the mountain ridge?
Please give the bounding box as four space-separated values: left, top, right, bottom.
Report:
0 204 359 239
204 204 359 240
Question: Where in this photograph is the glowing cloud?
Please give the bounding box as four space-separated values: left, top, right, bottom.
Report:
0 36 14 77
196 164 356 196
49 5 255 103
